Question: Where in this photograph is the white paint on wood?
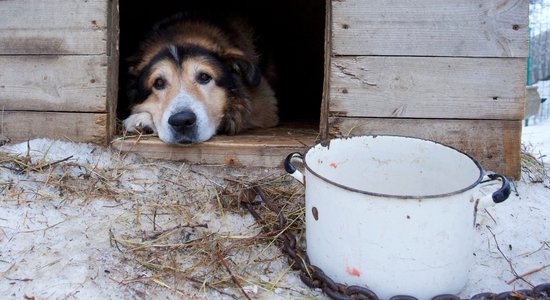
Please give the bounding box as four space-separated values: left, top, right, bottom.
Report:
330 56 526 120
332 0 529 57
0 55 108 112
0 0 108 54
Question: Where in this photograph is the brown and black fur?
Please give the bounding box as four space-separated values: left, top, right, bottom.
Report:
124 13 278 144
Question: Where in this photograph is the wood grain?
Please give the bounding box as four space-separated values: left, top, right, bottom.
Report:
320 0 333 140
111 126 319 167
0 55 108 112
106 0 120 140
328 117 521 178
332 0 529 57
329 56 526 120
0 0 108 55
2 111 108 144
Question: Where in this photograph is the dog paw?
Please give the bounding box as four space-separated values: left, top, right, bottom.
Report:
123 112 157 134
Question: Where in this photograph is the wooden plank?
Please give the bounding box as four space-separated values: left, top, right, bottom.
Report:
320 0 332 140
106 0 120 141
2 111 107 144
0 55 107 112
111 126 318 167
330 56 526 120
0 0 108 55
328 117 521 179
332 0 529 57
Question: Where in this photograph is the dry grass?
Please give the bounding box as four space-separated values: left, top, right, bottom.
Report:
107 169 308 298
521 144 549 186
4 138 546 298
0 142 124 203
0 140 313 298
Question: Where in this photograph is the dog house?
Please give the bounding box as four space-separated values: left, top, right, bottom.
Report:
0 0 528 178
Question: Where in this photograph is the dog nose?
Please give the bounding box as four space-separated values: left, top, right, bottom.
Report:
168 110 197 131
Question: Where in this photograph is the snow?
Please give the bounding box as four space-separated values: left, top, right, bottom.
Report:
523 118 550 160
0 121 549 299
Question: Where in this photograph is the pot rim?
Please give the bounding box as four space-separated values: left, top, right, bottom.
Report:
303 135 485 199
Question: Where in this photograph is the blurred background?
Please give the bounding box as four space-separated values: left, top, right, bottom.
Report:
526 0 550 125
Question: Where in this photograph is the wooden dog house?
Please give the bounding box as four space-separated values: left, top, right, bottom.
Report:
0 0 528 178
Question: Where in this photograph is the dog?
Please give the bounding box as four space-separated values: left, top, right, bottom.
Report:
123 14 279 144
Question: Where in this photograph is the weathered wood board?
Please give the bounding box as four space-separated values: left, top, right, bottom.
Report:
0 0 108 55
106 0 120 143
0 55 108 112
329 117 522 178
330 56 526 119
2 111 108 144
0 0 526 177
111 126 318 167
332 0 529 57
0 0 118 144
327 0 528 178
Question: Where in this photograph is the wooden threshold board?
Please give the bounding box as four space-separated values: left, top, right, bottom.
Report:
111 125 319 167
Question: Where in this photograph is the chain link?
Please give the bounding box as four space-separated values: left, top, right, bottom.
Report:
241 187 550 300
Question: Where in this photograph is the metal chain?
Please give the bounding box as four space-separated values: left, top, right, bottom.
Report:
240 186 550 300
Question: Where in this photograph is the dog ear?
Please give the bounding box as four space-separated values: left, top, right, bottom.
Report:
225 55 262 87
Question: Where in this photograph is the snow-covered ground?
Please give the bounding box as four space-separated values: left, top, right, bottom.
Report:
0 120 548 299
523 118 550 160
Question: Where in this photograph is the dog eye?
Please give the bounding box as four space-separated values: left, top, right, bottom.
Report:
153 77 166 90
197 72 212 85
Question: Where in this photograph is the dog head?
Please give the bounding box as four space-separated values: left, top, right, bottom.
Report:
127 43 261 144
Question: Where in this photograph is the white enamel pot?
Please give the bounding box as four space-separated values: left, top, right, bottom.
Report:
284 135 510 300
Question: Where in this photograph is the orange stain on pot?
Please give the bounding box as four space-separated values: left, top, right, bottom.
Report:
346 267 361 277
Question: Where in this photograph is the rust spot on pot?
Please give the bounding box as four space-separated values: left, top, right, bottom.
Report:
312 207 319 221
224 157 240 166
346 267 361 277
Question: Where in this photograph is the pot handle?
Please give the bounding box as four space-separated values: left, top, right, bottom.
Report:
284 152 305 185
477 173 511 210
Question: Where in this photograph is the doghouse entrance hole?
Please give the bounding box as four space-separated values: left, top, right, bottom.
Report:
117 0 326 125
113 0 326 166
